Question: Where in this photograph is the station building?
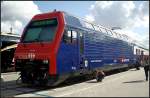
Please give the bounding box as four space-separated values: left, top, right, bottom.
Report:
1 32 20 72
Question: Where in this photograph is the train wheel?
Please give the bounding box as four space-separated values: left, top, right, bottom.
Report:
84 74 93 80
125 67 129 71
136 67 140 70
96 76 102 82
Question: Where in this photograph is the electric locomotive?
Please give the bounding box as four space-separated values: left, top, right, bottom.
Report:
14 11 149 86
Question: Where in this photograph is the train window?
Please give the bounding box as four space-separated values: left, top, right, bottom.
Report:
63 30 71 43
107 30 113 36
68 31 72 37
79 32 84 54
122 34 128 40
72 31 77 38
137 49 140 55
91 24 95 30
122 34 126 40
72 30 77 44
85 22 94 30
98 27 102 32
141 51 144 55
63 30 77 44
100 28 107 35
118 34 122 38
80 32 83 37
109 30 113 35
115 33 120 38
113 32 118 38
94 25 99 31
139 49 141 55
136 49 138 55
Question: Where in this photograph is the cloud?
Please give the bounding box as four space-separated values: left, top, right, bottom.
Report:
85 14 95 22
86 1 149 49
115 29 149 46
1 1 41 34
88 1 149 29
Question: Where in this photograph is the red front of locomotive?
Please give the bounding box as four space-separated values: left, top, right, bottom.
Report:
14 11 65 85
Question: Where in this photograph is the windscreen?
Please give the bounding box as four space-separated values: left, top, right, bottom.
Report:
22 18 58 43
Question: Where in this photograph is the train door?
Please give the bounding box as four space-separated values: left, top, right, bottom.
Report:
62 28 79 72
78 30 89 72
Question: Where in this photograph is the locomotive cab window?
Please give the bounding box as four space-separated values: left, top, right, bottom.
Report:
22 18 58 43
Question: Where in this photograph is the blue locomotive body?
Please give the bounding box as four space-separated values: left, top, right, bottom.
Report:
56 12 140 78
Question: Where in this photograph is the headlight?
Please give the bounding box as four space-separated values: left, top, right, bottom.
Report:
43 60 49 64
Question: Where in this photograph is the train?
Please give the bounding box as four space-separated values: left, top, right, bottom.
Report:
14 11 149 86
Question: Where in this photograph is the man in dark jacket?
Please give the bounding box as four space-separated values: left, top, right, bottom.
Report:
143 56 149 81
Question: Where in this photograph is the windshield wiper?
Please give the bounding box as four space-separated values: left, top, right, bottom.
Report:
23 41 31 43
23 39 39 43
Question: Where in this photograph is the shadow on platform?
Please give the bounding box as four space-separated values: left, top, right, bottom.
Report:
123 80 145 83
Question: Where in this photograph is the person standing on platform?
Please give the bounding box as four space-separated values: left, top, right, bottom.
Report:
143 56 149 81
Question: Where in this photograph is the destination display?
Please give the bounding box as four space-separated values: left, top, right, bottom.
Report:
30 18 57 27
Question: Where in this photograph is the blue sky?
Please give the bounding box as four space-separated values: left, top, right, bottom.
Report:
34 1 143 18
34 1 95 18
1 1 149 49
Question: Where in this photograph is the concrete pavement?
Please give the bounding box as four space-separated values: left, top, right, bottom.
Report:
14 68 149 97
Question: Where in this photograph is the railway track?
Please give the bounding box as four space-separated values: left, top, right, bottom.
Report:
1 71 95 97
1 79 52 97
1 72 35 97
1 68 130 97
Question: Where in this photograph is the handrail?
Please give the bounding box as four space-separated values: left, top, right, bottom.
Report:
63 11 147 49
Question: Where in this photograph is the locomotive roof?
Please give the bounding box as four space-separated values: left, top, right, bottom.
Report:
62 11 148 50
